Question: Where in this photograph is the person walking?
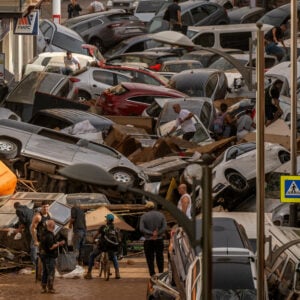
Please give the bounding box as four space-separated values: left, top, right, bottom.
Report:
14 202 35 265
177 183 192 219
63 51 81 75
69 200 86 265
39 220 65 294
164 0 182 32
139 201 167 277
168 103 196 141
84 214 121 280
264 23 288 62
68 0 82 19
88 1 105 13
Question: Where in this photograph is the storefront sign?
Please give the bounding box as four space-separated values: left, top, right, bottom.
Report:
13 11 39 35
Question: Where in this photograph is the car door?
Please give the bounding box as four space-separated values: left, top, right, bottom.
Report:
91 70 117 97
23 129 76 165
124 95 155 115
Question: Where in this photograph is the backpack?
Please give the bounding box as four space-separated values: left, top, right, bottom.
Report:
102 225 120 251
213 112 226 135
163 8 170 21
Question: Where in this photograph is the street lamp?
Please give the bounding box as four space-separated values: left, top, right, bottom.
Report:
58 158 214 300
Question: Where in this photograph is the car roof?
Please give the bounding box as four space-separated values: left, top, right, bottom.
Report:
188 22 272 32
31 108 114 128
196 217 246 249
63 9 126 25
120 81 185 94
228 6 265 20
41 19 84 40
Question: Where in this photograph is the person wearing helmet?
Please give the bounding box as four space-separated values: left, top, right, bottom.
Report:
84 213 121 279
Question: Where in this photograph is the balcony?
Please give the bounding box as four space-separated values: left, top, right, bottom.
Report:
0 0 44 18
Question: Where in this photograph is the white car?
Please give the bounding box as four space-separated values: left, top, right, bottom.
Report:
183 142 290 207
22 52 95 77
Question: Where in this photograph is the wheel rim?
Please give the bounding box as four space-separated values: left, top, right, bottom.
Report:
112 171 133 184
0 140 14 152
228 173 247 191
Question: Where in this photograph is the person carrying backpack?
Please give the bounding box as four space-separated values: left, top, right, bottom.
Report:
84 213 121 280
164 0 182 32
14 202 35 264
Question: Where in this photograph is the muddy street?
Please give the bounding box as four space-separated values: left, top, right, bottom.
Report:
0 254 150 300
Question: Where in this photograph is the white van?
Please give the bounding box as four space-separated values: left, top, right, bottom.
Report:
187 23 273 52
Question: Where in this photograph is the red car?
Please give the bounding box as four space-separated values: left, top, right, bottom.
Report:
97 82 186 116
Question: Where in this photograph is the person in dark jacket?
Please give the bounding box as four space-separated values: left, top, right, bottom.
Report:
69 201 86 264
264 23 288 61
39 220 65 293
84 214 121 279
68 0 82 18
14 202 35 264
139 201 167 276
165 0 182 31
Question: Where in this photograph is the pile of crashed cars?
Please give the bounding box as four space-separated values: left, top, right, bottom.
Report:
1 2 299 297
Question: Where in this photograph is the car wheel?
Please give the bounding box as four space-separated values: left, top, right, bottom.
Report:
109 168 136 186
90 37 105 53
225 171 248 192
279 151 290 164
0 139 18 159
78 90 91 101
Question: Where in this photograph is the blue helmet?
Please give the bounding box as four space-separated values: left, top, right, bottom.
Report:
106 214 114 222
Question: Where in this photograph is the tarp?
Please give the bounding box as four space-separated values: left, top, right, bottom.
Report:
85 206 134 231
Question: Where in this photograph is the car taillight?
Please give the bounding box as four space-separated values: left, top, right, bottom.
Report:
149 63 161 71
107 23 122 28
69 77 80 83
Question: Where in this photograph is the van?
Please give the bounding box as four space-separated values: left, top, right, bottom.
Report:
187 23 273 52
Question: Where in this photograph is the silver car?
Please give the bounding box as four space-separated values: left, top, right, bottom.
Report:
0 119 147 195
68 67 133 101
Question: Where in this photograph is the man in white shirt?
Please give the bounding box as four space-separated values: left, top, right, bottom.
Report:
177 183 192 219
168 103 196 141
63 51 81 75
88 1 105 13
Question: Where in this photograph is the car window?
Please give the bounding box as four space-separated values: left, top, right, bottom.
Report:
115 74 132 84
193 32 215 47
93 70 114 85
52 32 84 54
41 24 54 40
73 22 90 33
190 6 209 23
182 11 193 26
127 96 155 104
199 102 212 128
31 114 71 129
242 12 264 23
108 14 136 21
220 32 252 51
202 4 217 14
127 42 145 52
145 40 162 49
39 21 52 36
41 57 52 67
205 74 218 98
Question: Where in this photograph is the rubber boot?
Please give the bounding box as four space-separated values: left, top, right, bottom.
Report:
47 277 56 294
84 271 92 279
41 283 47 294
115 268 121 279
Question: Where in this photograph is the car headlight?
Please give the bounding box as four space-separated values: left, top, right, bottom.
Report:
212 183 225 193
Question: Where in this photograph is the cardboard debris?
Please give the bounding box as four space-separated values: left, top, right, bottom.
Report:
105 116 154 133
242 119 300 151
85 206 134 231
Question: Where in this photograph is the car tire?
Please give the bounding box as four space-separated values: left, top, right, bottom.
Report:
225 171 248 192
109 168 136 186
279 151 290 164
90 37 105 53
0 139 18 159
78 90 91 101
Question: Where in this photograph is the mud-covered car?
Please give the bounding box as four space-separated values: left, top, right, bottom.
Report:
0 119 147 196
